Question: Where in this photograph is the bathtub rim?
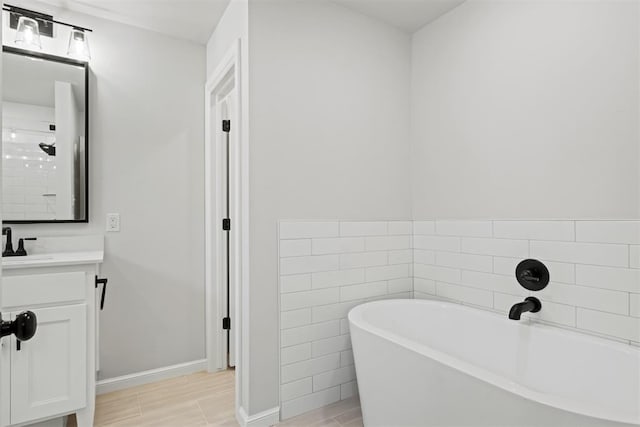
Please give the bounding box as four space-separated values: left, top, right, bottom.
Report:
348 299 640 426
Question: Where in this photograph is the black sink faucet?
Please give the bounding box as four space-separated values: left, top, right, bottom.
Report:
509 297 542 320
2 227 15 257
2 229 36 257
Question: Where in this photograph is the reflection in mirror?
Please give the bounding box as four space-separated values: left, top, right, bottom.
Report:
2 47 88 222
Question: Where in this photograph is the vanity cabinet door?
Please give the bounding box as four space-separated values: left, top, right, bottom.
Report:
10 304 87 425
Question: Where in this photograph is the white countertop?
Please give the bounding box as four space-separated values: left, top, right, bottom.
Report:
2 250 104 270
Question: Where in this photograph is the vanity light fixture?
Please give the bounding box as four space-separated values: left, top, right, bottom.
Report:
67 28 90 60
15 16 42 50
3 4 93 60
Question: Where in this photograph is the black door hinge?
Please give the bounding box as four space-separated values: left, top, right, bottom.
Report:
222 120 231 132
223 218 231 231
222 317 231 330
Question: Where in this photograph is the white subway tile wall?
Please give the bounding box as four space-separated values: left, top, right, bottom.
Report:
279 221 413 419
279 219 640 419
3 104 59 220
413 220 640 344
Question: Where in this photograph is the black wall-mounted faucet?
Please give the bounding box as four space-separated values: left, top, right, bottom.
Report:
509 297 542 320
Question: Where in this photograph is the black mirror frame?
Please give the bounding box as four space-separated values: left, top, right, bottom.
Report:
2 45 89 224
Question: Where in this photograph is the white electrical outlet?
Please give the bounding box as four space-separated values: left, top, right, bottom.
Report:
106 213 120 232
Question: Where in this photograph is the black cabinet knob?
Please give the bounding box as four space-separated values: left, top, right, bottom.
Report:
0 311 37 342
13 311 37 341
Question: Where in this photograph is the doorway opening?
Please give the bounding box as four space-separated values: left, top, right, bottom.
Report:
204 39 246 423
218 79 236 369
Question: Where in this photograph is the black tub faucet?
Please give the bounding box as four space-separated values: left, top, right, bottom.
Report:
509 297 542 320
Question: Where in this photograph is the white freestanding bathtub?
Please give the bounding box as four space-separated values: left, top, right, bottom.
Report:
349 299 640 427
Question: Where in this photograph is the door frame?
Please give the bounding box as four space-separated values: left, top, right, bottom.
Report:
0 18 6 427
204 38 249 421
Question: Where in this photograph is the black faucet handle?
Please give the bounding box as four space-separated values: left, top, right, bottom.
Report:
519 270 540 282
15 238 37 257
515 259 549 291
15 240 26 256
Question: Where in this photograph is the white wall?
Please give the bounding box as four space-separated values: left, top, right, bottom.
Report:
247 0 412 415
206 0 248 77
411 0 640 220
5 3 206 379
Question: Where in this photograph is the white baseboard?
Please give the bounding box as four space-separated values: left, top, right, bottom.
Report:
238 406 281 427
96 359 208 395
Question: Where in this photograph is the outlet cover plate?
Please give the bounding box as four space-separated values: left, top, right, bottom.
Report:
106 213 120 232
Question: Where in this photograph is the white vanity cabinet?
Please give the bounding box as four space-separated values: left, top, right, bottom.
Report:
9 304 87 425
0 249 103 427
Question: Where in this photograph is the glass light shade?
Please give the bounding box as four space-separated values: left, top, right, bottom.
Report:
15 16 42 50
67 29 91 60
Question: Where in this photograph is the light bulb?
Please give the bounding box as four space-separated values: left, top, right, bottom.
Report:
67 28 91 60
10 130 17 140
15 16 42 50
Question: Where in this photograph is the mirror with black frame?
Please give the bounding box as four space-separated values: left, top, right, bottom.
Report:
2 46 88 223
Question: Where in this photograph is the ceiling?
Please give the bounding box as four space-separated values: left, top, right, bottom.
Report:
16 0 463 45
331 0 466 33
26 0 231 44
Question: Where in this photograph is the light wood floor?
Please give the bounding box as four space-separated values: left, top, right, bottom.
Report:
76 370 362 427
